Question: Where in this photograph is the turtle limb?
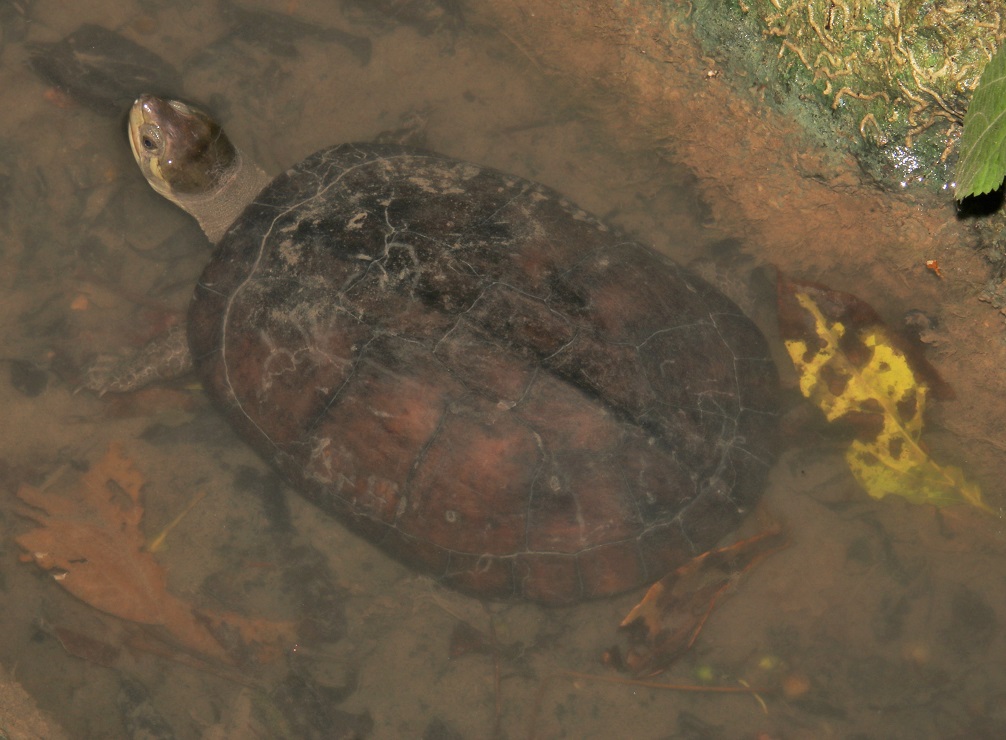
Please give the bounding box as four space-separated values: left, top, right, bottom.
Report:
82 323 192 394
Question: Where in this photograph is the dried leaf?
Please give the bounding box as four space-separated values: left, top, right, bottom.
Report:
50 625 122 668
777 277 990 514
16 443 294 662
617 526 787 677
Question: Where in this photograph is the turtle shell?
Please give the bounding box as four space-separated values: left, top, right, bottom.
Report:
188 143 778 605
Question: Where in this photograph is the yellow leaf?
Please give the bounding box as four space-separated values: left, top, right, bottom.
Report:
778 279 992 514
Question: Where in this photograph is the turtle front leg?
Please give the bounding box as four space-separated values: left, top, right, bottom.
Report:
81 324 193 394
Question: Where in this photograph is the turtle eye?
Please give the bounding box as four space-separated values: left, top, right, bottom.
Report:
138 124 162 153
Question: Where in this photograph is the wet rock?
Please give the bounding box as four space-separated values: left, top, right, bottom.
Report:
689 1 999 191
29 25 181 116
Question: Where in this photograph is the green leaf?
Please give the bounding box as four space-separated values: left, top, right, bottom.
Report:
956 45 1006 200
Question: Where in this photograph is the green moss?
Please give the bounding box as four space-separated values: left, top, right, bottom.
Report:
687 0 1006 191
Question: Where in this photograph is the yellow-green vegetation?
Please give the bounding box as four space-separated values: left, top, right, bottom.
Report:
689 0 1006 190
782 287 990 513
955 43 1006 199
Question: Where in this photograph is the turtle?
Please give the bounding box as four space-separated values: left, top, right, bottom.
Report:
87 95 779 606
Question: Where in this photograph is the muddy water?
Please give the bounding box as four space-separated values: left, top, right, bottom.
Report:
2 1 1006 738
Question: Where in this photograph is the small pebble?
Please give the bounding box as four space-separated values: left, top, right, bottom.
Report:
781 672 811 699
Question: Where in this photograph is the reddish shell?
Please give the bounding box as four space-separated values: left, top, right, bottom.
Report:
188 144 778 605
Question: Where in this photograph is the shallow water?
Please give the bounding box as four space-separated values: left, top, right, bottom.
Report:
2 1 1006 738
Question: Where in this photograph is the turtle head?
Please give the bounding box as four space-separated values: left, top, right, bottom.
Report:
128 95 270 243
129 95 237 200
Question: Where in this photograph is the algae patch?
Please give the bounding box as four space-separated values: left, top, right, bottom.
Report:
690 0 1006 190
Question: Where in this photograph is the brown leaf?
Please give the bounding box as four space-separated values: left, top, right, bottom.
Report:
616 525 788 677
16 443 294 663
51 625 122 668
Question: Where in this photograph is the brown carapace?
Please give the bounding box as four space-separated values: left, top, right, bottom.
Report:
189 144 779 605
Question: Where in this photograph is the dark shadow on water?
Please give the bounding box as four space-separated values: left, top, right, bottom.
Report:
955 186 1005 219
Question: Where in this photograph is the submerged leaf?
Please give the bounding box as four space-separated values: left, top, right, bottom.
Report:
16 443 294 662
777 277 990 513
616 525 787 677
956 44 1006 199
